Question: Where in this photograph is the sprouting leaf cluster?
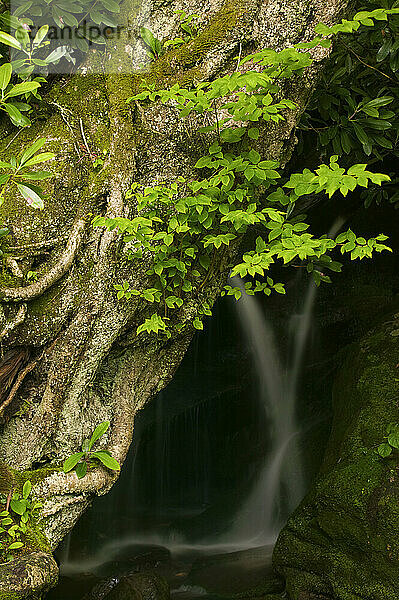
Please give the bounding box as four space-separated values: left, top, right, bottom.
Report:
140 11 199 60
0 61 43 127
2 0 121 56
0 480 42 563
377 422 399 457
0 23 66 79
0 138 55 209
63 421 121 479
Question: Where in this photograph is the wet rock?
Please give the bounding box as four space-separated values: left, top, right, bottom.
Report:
188 546 283 596
0 551 58 598
83 575 120 599
84 572 170 600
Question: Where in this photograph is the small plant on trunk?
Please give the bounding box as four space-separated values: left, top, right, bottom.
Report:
63 421 121 479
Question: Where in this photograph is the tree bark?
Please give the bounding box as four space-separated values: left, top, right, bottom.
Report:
0 0 347 594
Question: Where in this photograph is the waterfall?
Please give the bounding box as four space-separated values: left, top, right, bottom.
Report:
221 218 345 546
216 276 312 545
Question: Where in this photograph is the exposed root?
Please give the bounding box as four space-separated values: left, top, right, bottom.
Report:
6 237 65 254
0 356 39 417
5 257 24 278
0 218 86 302
0 303 27 342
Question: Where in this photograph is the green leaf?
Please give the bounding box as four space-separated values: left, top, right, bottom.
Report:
16 183 44 210
193 317 203 330
75 462 88 479
8 541 24 550
388 431 399 449
248 127 260 140
0 63 12 91
100 0 121 12
3 103 30 127
140 26 161 56
63 452 85 473
89 421 110 450
378 443 392 457
32 25 49 47
352 122 368 145
0 31 22 50
22 480 31 500
10 498 27 516
22 152 55 168
5 81 41 98
92 451 121 470
19 138 47 166
365 96 394 108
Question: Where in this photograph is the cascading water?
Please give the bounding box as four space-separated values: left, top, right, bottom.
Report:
220 218 345 546
215 276 313 546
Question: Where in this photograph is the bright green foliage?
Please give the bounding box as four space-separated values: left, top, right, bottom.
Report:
0 479 41 562
137 313 169 335
0 138 55 209
0 61 42 127
63 421 121 479
93 12 395 337
0 24 64 79
164 11 199 49
0 19 56 213
377 422 399 457
140 27 163 60
285 156 390 198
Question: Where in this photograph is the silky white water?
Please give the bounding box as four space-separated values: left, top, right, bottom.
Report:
209 276 314 546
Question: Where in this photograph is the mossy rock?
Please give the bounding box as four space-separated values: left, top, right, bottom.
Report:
272 310 399 599
0 551 58 599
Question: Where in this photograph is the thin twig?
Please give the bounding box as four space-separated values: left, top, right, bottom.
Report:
235 42 242 72
4 129 24 152
79 118 92 157
339 39 397 83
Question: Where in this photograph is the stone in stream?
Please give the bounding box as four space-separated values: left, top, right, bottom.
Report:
83 572 170 600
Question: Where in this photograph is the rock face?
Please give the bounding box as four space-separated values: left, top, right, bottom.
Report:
0 551 58 599
272 310 399 599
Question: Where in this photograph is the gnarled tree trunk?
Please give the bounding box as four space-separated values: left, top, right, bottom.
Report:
0 0 346 595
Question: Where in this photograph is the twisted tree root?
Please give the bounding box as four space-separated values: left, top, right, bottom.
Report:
0 218 86 302
0 356 38 417
0 303 27 342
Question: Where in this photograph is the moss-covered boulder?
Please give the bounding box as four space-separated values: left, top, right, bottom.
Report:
0 551 58 599
272 310 399 599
